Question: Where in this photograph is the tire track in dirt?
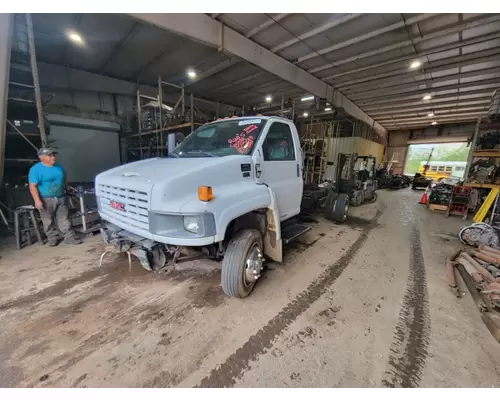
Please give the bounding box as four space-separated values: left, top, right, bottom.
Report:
382 222 430 388
196 206 386 388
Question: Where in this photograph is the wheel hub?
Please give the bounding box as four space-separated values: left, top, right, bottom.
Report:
244 244 264 286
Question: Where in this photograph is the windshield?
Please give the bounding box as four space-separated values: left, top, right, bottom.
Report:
172 118 265 158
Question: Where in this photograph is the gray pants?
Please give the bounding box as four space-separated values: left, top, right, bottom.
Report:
40 196 75 242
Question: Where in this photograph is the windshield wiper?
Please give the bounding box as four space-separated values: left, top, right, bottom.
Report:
185 150 218 158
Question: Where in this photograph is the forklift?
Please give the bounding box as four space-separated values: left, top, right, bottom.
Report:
336 153 377 206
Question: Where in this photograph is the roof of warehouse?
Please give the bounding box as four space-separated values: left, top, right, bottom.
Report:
31 13 500 130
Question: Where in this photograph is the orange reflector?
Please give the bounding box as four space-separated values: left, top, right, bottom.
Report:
198 186 213 202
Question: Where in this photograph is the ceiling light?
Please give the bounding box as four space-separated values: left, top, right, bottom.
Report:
423 95 432 100
303 112 309 117
68 32 83 43
410 60 422 69
431 121 437 125
187 69 197 79
301 95 314 102
427 112 434 117
324 107 332 112
265 95 272 103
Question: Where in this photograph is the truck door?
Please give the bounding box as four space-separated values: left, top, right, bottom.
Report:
259 121 303 220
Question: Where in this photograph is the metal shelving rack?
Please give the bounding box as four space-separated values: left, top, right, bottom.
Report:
464 116 500 189
125 76 210 161
301 119 338 185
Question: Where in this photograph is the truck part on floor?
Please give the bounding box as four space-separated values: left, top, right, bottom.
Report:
456 263 490 312
469 250 500 266
456 256 484 284
446 259 460 297
463 252 495 283
458 223 499 248
479 244 500 254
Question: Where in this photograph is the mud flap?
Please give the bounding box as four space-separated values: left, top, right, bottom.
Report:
129 247 152 271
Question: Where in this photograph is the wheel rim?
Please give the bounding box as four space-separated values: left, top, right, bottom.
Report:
344 201 349 220
244 243 263 287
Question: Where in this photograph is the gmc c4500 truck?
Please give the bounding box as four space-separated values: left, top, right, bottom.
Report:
95 116 349 298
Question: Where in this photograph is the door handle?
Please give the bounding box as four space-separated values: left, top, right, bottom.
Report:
255 163 262 179
296 164 300 177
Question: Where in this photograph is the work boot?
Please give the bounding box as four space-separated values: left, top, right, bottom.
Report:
48 238 59 247
64 236 82 245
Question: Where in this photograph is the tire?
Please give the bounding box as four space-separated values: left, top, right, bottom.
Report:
411 185 417 190
221 229 263 298
370 192 378 203
325 192 349 222
351 190 363 206
323 191 338 220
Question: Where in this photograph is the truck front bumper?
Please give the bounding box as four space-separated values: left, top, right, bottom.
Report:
101 211 217 247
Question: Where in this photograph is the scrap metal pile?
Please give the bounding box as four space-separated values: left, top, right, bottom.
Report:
428 183 454 206
448 244 500 342
375 169 411 189
467 158 500 184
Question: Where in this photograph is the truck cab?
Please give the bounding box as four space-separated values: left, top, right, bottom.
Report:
95 116 348 298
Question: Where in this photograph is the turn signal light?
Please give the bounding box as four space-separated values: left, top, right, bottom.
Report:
198 186 213 202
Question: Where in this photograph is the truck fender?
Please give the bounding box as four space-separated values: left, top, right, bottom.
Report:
215 190 271 243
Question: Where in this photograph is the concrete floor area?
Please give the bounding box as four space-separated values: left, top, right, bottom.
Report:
1 190 500 388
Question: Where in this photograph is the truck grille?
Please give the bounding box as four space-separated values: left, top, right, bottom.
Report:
98 184 150 230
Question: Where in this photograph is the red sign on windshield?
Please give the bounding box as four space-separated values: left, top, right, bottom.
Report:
228 124 258 154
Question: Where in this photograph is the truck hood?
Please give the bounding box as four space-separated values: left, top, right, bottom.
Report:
95 155 255 211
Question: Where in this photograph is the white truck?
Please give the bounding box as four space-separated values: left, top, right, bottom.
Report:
95 116 349 298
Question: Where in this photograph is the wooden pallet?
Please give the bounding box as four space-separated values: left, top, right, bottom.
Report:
428 204 448 213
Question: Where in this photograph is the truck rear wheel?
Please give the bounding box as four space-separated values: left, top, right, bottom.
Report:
221 229 264 298
324 192 349 223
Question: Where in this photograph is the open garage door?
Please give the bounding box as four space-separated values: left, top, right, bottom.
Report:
46 114 121 183
404 141 469 179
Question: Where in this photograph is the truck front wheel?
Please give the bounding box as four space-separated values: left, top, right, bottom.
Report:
221 229 264 298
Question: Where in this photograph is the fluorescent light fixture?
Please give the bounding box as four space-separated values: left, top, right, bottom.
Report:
431 122 437 125
301 95 314 102
265 95 272 103
303 112 309 117
325 107 332 112
68 32 83 43
427 112 434 117
423 95 432 100
187 69 197 79
410 60 421 69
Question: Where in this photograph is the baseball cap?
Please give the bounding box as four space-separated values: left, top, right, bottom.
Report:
37 148 57 156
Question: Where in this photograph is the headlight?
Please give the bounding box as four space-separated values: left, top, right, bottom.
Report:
183 216 201 234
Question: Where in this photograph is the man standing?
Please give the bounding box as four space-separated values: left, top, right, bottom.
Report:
28 148 82 246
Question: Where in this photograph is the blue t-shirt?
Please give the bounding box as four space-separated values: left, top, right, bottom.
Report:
28 162 65 197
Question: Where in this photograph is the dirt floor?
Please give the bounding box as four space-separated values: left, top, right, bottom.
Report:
1 189 500 388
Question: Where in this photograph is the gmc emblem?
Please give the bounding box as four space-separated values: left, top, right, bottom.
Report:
110 200 125 212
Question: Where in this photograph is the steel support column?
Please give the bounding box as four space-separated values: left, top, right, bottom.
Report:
0 13 13 183
128 13 387 134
